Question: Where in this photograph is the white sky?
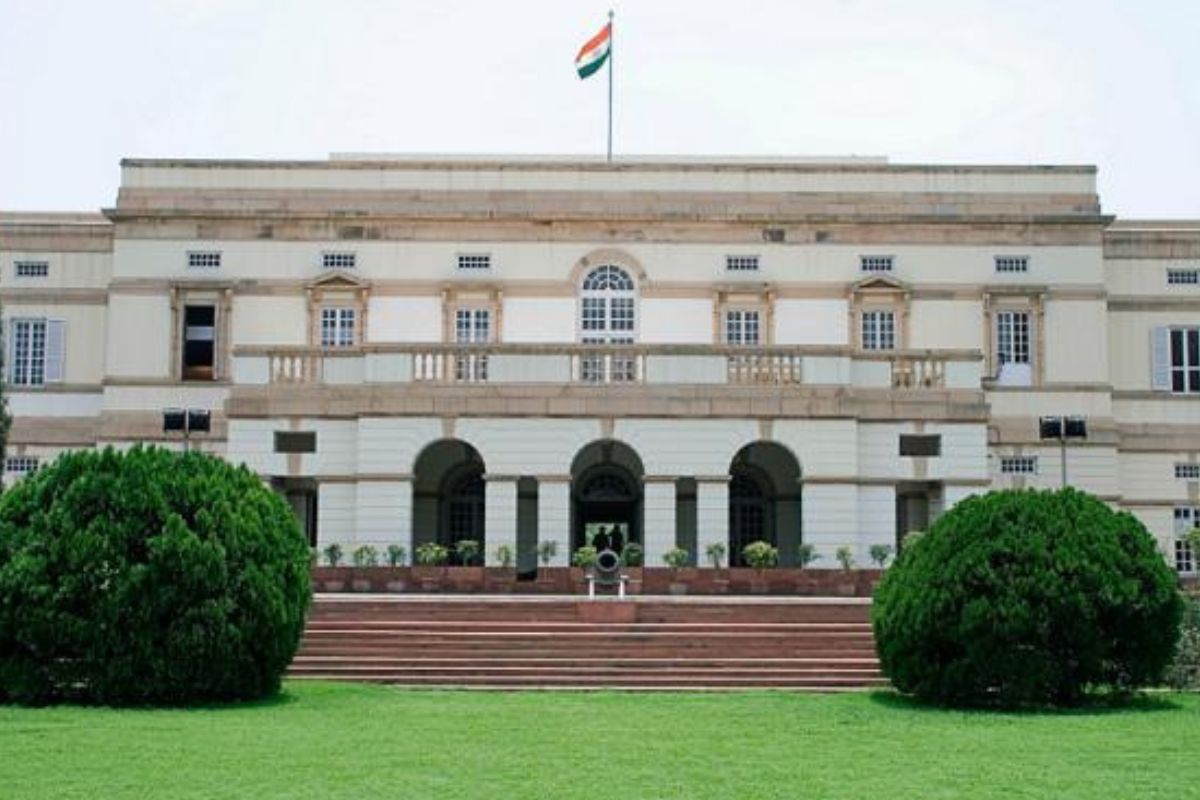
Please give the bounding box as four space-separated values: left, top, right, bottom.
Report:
1 0 1197 217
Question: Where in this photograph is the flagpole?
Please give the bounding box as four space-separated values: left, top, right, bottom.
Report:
607 9 614 163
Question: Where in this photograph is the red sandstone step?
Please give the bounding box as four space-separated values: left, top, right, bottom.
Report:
287 674 888 688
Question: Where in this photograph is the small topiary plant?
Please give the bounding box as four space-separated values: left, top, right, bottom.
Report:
705 542 727 569
385 544 407 568
742 540 779 570
796 543 820 569
571 546 598 570
835 546 855 571
494 544 515 569
0 445 310 706
352 544 379 568
414 542 449 567
323 542 344 568
621 542 644 567
873 488 1184 708
537 540 559 566
663 547 690 570
868 544 893 568
455 539 482 566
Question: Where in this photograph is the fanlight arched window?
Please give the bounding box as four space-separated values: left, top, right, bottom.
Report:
579 265 637 382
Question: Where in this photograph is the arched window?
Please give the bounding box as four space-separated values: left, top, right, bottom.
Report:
580 265 636 343
579 265 637 382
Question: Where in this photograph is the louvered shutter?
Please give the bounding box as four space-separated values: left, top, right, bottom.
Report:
1151 326 1172 392
44 319 66 383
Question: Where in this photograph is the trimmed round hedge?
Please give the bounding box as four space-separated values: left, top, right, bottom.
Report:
0 446 311 705
873 488 1182 707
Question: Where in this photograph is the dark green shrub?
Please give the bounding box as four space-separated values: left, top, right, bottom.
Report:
1165 596 1200 690
621 542 644 567
873 488 1183 708
0 446 311 706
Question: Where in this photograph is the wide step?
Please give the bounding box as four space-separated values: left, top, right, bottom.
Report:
290 596 884 691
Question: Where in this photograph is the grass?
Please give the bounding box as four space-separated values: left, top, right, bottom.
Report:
1 682 1198 799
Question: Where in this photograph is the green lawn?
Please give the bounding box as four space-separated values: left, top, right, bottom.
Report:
2 682 1197 800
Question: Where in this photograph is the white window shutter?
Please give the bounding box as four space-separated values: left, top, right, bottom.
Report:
1151 326 1172 391
44 319 66 383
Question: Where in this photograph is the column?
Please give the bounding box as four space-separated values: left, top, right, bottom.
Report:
354 479 413 552
484 476 519 567
536 476 571 567
801 482 859 564
643 478 677 567
696 477 729 568
317 481 357 550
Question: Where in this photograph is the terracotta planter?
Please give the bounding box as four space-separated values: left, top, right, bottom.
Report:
412 565 446 592
484 567 517 593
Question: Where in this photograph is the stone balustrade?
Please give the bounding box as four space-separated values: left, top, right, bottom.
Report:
233 344 983 390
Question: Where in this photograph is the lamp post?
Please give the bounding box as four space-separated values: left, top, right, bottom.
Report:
163 408 211 451
1039 415 1087 488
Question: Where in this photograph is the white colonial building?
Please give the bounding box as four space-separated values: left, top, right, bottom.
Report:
1 155 1198 573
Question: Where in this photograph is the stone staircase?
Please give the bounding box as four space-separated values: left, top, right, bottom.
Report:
288 595 885 690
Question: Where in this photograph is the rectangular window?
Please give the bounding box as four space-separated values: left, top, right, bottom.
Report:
996 311 1031 365
1176 463 1200 480
725 255 760 272
454 308 490 381
4 456 39 474
322 252 357 269
1000 456 1038 475
9 318 49 386
581 297 606 331
725 310 761 346
320 308 356 348
860 310 896 351
457 254 491 271
1177 540 1196 574
1169 328 1200 393
274 431 317 454
860 255 894 273
186 251 222 269
995 255 1029 274
14 260 49 278
899 434 941 457
181 305 216 381
1167 269 1200 286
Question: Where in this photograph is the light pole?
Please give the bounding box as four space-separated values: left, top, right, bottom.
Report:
1039 415 1087 488
163 408 211 451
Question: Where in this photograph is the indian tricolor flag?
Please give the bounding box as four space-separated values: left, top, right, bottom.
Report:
575 21 612 79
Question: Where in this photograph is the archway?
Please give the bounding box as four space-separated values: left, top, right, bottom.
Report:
570 440 645 554
412 439 487 562
728 442 802 567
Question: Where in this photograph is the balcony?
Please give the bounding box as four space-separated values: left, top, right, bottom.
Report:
232 343 983 391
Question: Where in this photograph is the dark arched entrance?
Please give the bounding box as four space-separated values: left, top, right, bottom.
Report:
413 439 486 561
728 442 802 566
570 440 644 553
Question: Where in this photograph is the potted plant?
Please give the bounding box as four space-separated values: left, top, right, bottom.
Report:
485 543 516 593
321 542 345 591
537 540 559 567
797 543 820 569
414 541 449 591
663 546 692 595
834 545 856 596
571 545 598 592
741 540 779 594
384 544 408 592
868 544 893 569
704 541 729 594
351 544 379 592
792 542 821 594
620 542 644 593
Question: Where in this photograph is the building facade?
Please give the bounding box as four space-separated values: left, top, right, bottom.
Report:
1 156 1198 573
